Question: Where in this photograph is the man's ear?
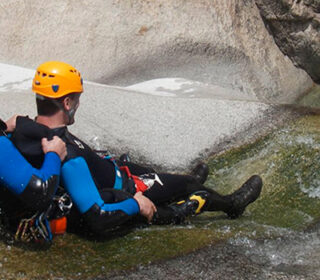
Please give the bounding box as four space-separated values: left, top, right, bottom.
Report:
62 96 72 111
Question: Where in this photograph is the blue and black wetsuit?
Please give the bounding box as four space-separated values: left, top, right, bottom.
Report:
11 117 140 235
11 117 234 235
0 120 61 227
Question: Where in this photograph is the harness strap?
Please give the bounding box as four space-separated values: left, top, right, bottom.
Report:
104 156 123 190
119 166 149 193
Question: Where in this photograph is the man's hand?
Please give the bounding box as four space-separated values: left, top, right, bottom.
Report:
133 192 157 222
41 136 67 161
5 115 18 132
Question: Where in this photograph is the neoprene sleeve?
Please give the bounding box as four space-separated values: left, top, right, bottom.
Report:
0 136 60 194
61 157 139 215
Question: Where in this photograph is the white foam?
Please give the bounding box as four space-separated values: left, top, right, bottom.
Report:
300 179 320 198
232 231 320 268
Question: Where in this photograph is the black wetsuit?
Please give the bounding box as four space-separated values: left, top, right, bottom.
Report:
11 116 233 235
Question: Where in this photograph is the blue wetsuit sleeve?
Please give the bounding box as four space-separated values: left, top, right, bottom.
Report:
61 157 139 215
36 152 61 180
0 136 60 195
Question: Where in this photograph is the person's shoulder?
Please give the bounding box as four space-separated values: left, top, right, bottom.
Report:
14 116 51 140
64 130 91 150
62 129 92 162
16 115 33 126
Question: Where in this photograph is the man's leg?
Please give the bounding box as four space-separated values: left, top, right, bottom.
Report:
118 157 209 184
118 161 262 223
144 174 262 222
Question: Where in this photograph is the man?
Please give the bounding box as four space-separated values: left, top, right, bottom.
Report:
11 61 262 237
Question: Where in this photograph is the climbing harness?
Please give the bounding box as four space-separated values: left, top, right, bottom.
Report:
51 191 73 218
94 153 123 190
120 165 163 193
15 212 52 243
104 155 123 190
14 191 73 243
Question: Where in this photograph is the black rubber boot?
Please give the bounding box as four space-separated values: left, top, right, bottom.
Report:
226 175 263 219
169 190 210 218
191 162 209 184
151 199 201 225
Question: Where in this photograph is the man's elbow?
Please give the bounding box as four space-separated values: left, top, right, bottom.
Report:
18 174 59 211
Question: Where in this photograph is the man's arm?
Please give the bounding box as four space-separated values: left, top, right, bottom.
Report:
0 136 66 211
133 191 157 222
61 156 141 234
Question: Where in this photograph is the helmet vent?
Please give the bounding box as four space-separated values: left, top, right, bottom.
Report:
35 81 40 85
42 73 47 77
49 75 55 78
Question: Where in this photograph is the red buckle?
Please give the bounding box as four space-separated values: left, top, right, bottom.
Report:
119 166 148 193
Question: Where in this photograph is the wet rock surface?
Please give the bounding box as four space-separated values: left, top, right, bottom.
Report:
105 243 266 280
107 220 320 280
255 0 320 83
0 63 299 172
104 241 320 280
2 112 320 280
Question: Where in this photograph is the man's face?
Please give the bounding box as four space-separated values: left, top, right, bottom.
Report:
71 94 81 112
65 93 81 125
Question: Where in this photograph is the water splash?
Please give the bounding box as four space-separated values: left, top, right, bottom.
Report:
230 229 320 270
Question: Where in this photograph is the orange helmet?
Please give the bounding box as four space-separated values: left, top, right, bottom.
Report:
32 61 83 98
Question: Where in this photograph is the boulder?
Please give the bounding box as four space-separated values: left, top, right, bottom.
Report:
0 0 312 102
255 0 320 83
0 1 313 170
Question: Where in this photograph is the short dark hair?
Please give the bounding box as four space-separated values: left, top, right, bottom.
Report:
36 93 79 116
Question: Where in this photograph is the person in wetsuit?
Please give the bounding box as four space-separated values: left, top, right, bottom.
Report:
11 61 263 237
0 116 67 230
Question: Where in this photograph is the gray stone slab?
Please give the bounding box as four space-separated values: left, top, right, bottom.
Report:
0 65 280 172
